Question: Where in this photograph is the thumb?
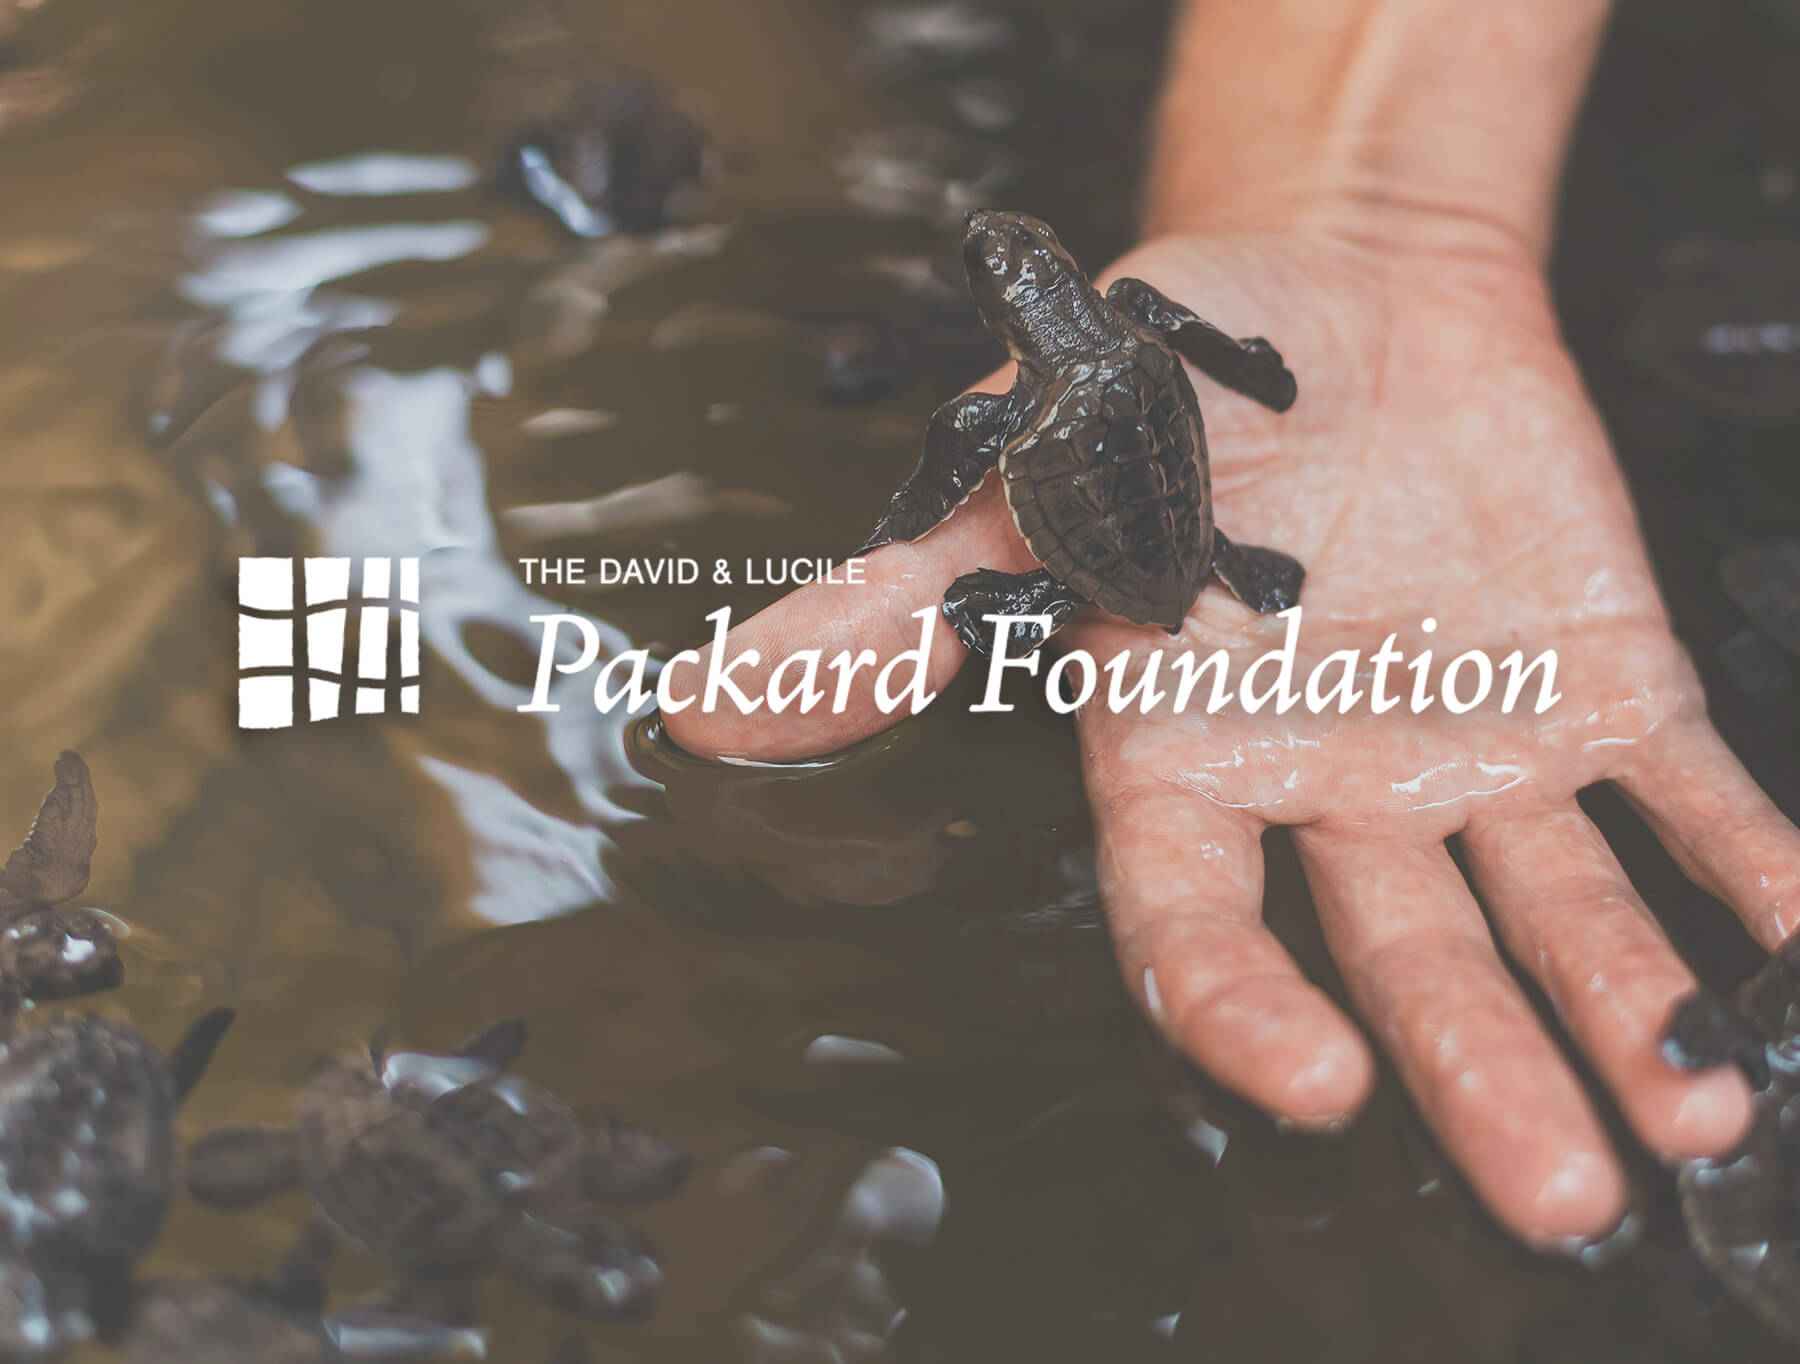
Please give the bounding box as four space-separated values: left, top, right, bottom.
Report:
661 477 1037 762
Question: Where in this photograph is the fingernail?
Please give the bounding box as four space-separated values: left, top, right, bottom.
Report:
1522 1149 1628 1247
1666 1067 1755 1157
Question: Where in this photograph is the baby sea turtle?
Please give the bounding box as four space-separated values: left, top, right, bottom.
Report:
1717 540 1800 703
186 1021 689 1320
0 1002 234 1357
861 211 1304 657
1662 933 1800 1344
505 76 710 239
0 751 124 1001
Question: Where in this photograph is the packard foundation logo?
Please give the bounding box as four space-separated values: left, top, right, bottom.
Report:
237 557 420 728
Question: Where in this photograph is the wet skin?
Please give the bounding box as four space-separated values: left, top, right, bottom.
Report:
666 201 1800 1248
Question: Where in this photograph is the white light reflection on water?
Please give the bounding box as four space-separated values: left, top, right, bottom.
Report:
739 1147 946 1362
179 185 674 925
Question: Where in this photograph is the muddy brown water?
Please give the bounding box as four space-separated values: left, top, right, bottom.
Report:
1 0 1797 1359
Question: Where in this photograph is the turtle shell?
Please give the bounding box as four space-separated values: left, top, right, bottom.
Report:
295 1058 507 1275
0 1017 178 1262
385 1052 587 1211
1000 339 1212 628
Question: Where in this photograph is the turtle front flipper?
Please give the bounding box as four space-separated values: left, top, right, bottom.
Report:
0 750 99 909
167 1006 236 1103
1106 278 1298 413
186 1124 303 1207
859 383 1032 554
1210 531 1304 615
942 567 1088 658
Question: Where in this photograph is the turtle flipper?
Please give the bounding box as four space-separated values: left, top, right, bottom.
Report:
167 1006 236 1102
260 1219 336 1312
186 1123 303 1206
453 1019 528 1068
0 751 98 909
1106 278 1297 413
1210 531 1304 614
583 1117 691 1203
502 1206 664 1319
941 567 1088 658
859 384 1031 554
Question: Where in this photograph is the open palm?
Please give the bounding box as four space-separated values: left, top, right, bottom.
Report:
664 228 1800 1247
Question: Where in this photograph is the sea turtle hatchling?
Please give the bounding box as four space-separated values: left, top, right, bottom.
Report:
1661 931 1800 1344
862 210 1305 657
0 1001 234 1357
186 1021 690 1321
0 751 125 1001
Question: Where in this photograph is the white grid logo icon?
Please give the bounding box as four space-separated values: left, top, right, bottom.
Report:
238 557 421 728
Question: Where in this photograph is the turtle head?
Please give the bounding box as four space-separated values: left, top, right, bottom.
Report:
961 210 1108 364
0 907 123 1000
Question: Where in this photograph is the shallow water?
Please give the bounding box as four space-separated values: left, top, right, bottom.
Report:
1 0 1798 1359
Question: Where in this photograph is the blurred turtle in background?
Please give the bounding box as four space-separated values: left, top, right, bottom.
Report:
0 1003 233 1357
503 76 715 239
186 1021 689 1323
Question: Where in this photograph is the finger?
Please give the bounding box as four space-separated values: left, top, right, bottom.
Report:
1095 786 1374 1124
1612 722 1800 949
1294 830 1628 1246
662 456 1036 763
1461 805 1753 1160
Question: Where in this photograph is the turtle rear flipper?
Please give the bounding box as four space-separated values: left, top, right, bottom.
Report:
168 1007 236 1103
1106 278 1298 413
186 1123 303 1207
584 1117 691 1203
503 1207 663 1319
0 751 99 909
453 1019 528 1069
1662 990 1772 1089
860 383 1032 554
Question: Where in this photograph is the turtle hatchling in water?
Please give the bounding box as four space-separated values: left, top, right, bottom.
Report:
0 751 124 1001
0 1002 234 1357
862 210 1304 657
186 1020 690 1321
1661 933 1800 1344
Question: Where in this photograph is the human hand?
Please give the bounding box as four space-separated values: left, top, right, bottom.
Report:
663 217 1800 1249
